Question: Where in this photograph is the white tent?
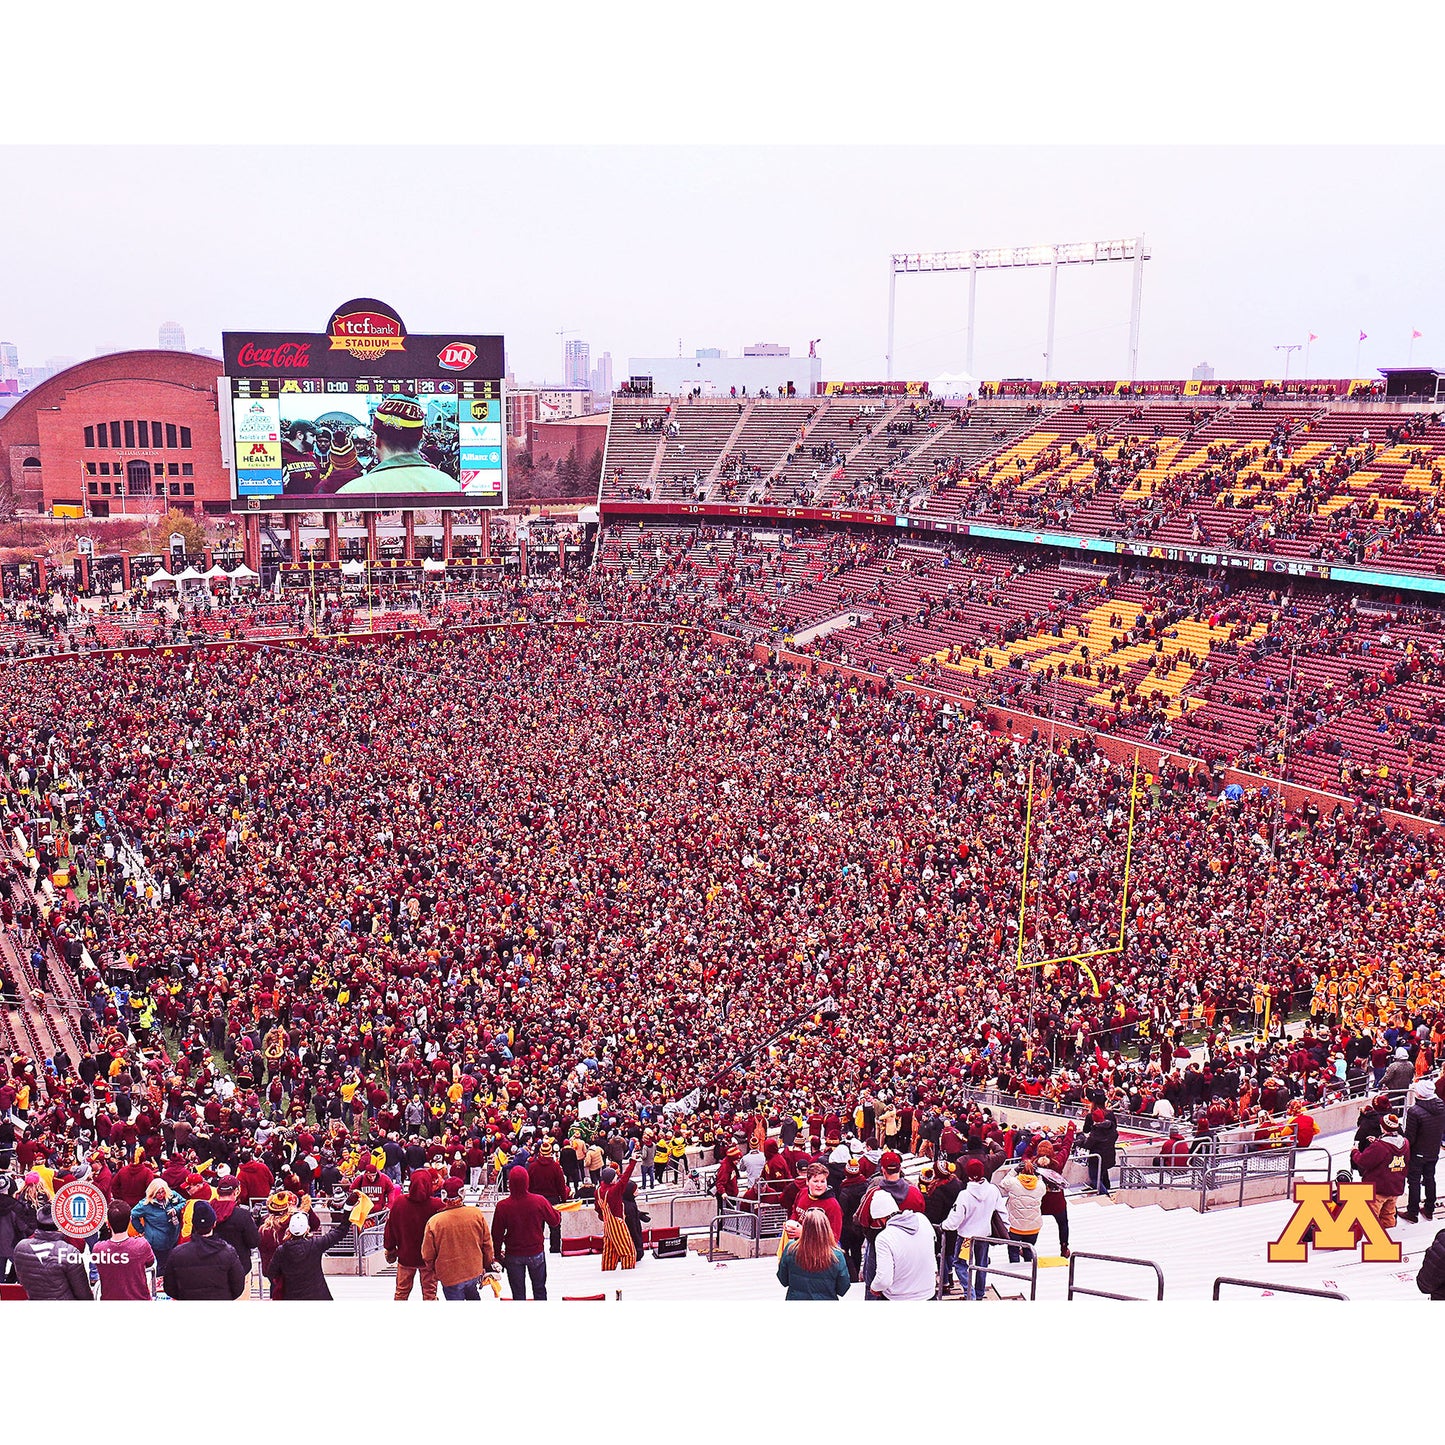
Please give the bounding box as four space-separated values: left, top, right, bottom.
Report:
175 566 205 588
144 567 177 588
203 563 230 580
227 564 259 582
339 559 366 576
929 370 979 399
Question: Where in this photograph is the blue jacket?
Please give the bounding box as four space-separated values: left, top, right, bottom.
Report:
129 1198 183 1259
776 1244 852 1301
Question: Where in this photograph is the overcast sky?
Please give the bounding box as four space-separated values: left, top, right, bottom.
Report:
1 145 1440 386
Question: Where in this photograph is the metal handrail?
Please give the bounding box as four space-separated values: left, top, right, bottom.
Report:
707 1210 763 1261
1067 1250 1165 1301
1212 1275 1347 1301
959 1233 1039 1300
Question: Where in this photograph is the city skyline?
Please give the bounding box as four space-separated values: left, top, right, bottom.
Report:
0 146 1440 388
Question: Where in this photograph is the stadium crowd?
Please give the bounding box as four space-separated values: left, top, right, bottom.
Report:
1 559 1444 1296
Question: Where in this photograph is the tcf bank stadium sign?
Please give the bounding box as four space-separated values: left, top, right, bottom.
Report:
222 298 504 381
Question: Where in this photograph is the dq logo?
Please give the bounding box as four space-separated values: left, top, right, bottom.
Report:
1268 1182 1400 1263
437 343 477 372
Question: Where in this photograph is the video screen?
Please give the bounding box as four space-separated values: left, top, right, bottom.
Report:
230 379 503 506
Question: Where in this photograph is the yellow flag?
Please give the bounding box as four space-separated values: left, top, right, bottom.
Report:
349 1194 374 1228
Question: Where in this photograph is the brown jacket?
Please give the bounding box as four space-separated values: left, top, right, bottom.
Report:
420 1203 497 1287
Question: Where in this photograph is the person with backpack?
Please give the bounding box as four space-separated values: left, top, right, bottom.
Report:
868 1192 937 1301
855 1149 925 1297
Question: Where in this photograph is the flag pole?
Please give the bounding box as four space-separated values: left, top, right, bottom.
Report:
1410 332 1416 366
1355 334 1362 377
1304 334 1312 381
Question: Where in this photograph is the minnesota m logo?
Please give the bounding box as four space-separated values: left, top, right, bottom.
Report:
1268 1182 1400 1263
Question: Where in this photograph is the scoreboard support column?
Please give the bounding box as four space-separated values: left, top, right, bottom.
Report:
288 515 302 563
365 513 379 564
244 516 261 572
481 519 491 561
441 511 454 561
403 511 416 561
121 554 133 591
326 514 340 563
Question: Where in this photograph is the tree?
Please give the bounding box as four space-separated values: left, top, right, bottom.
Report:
585 447 604 496
159 507 207 558
0 474 16 524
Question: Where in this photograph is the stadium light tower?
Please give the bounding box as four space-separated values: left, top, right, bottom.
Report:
886 236 1152 383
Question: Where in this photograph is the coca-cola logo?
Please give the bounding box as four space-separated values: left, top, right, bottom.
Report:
235 341 311 369
438 342 477 371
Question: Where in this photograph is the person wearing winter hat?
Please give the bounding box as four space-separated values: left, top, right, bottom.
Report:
523 1140 570 1254
212 1177 261 1280
266 1199 355 1301
1381 1048 1416 1097
1403 1077 1445 1223
837 1158 869 1281
336 395 456 496
1353 1116 1409 1229
993 1157 1046 1263
868 1191 937 1301
257 1192 320 1297
163 1201 247 1301
942 1158 1003 1300
421 1178 498 1299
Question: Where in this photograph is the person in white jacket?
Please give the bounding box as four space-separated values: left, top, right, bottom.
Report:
941 1158 1003 1300
869 1192 937 1301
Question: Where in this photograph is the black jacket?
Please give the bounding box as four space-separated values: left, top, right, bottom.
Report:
164 1235 247 1300
1417 1227 1445 1300
266 1220 350 1300
214 1202 262 1274
1406 1093 1445 1165
1082 1113 1120 1169
10 1225 92 1300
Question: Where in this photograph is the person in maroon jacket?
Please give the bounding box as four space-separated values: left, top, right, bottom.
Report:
383 1167 440 1301
111 1157 155 1210
785 1163 844 1242
490 1165 561 1300
236 1154 275 1206
524 1139 570 1254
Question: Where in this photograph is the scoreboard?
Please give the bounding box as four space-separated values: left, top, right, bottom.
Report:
222 297 506 512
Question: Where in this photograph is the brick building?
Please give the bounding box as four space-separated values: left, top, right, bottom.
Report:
0 350 226 517
527 412 609 473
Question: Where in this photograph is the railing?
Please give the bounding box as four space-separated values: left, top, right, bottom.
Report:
1116 1144 1334 1211
957 1233 1039 1301
1212 1275 1347 1301
1067 1250 1165 1301
708 1210 766 1261
955 1084 1168 1137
